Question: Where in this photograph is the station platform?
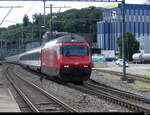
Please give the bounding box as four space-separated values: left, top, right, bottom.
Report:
0 82 20 112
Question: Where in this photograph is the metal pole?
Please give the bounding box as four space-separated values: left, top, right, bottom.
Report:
122 0 127 81
50 4 53 40
0 40 1 48
126 36 129 61
18 37 20 49
21 27 24 51
43 0 46 27
32 27 33 41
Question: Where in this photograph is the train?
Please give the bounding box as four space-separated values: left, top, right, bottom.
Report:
132 53 150 63
5 33 92 83
5 54 20 64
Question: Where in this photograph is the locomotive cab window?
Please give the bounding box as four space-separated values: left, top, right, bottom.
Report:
60 45 89 56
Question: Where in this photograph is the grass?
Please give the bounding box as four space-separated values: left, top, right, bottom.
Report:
133 80 150 91
129 73 150 79
147 69 150 72
92 70 121 81
122 73 150 91
93 69 150 91
100 73 150 91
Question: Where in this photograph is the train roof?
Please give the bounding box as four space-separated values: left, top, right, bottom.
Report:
20 47 41 56
5 54 20 60
43 33 88 48
55 33 87 43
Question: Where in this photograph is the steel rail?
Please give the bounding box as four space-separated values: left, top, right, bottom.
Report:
14 64 150 113
5 66 39 112
13 66 78 112
86 80 150 104
17 64 150 112
93 69 150 83
67 83 150 113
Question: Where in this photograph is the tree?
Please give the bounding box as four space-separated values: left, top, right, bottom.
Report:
0 6 103 49
46 6 103 42
117 32 140 61
23 14 29 27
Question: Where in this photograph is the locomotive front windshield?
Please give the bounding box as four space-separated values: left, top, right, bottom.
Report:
60 45 89 56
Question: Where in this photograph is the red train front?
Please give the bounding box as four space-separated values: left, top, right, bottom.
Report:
41 33 92 83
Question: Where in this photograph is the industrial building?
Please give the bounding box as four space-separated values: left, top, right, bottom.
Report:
97 1 150 56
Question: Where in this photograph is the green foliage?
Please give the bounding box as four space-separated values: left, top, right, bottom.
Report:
117 32 140 61
48 6 103 42
0 27 21 39
0 6 103 45
23 14 29 27
134 80 150 91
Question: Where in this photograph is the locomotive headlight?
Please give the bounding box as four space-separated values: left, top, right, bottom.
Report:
84 65 88 67
64 65 69 68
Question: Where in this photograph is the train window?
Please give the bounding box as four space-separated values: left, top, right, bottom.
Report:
60 45 89 56
32 53 35 60
28 55 31 60
34 53 40 60
20 52 40 61
22 55 26 60
32 53 40 60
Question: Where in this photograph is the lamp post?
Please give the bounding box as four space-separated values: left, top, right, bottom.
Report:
50 4 53 40
46 4 71 40
122 0 127 81
43 0 46 27
41 25 45 45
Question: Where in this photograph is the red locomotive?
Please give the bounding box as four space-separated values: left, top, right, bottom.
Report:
41 33 92 83
6 33 92 83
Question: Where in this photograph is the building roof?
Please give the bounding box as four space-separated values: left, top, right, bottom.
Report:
105 3 150 10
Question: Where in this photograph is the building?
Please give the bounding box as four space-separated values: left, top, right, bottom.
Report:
97 3 150 54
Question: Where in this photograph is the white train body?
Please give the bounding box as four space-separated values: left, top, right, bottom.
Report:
5 54 21 64
132 53 142 60
132 53 150 63
19 47 41 71
5 47 41 71
141 54 150 61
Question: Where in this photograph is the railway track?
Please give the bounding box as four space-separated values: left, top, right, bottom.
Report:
7 64 150 113
66 80 150 113
93 69 150 83
5 65 77 112
88 79 150 104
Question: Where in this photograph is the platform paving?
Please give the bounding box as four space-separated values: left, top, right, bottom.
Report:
0 66 20 112
0 82 20 112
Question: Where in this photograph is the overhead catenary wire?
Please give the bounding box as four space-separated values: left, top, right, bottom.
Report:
5 20 18 24
0 7 13 26
0 6 23 26
26 2 37 14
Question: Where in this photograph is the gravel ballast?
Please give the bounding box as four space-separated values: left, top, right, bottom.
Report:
15 65 132 112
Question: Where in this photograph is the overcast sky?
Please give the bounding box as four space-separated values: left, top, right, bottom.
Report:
0 0 145 27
